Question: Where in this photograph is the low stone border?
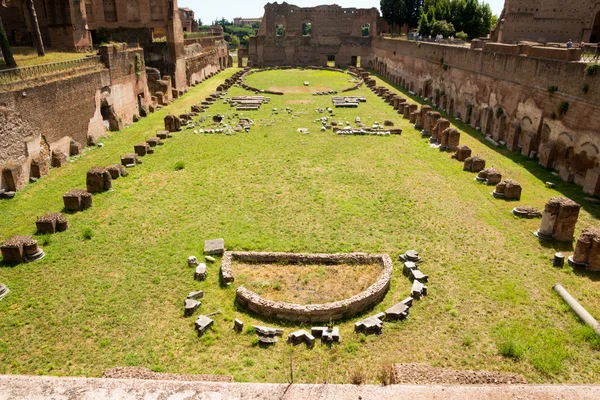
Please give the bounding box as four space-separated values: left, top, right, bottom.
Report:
223 251 393 322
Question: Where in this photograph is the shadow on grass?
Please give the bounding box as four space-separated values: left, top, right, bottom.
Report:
368 70 600 220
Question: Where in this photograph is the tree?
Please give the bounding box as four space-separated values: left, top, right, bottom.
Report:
230 35 240 48
197 17 202 26
431 20 454 37
418 0 494 39
0 16 17 68
25 0 45 56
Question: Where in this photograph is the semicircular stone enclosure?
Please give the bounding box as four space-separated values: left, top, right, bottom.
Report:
221 251 393 322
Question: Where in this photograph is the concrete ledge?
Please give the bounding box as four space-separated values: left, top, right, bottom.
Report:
2 375 600 400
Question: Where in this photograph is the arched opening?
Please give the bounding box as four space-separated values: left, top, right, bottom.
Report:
591 11 600 43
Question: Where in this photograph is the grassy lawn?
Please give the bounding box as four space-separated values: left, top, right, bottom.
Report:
2 67 600 384
0 46 93 70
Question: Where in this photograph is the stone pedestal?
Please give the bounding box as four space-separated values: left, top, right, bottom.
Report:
583 168 600 197
433 119 450 143
36 212 68 234
30 156 50 179
70 140 82 156
134 143 150 157
463 156 486 172
1 235 44 264
164 114 182 132
86 167 112 193
570 228 600 271
452 145 471 161
538 197 580 242
538 143 556 168
63 189 93 212
51 150 68 168
493 179 522 200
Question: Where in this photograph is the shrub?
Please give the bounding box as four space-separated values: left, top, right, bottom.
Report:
134 53 142 77
547 86 558 95
349 365 367 385
496 107 504 118
498 339 524 359
431 20 455 38
583 83 590 94
82 227 94 240
585 63 599 76
455 31 468 41
558 101 569 115
442 63 449 71
174 161 185 170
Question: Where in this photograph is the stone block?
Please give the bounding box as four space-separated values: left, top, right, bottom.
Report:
385 302 409 321
411 280 428 299
410 268 429 283
86 167 112 193
2 164 22 192
452 145 471 161
134 143 150 157
287 329 315 346
446 129 461 151
194 263 207 281
204 238 225 255
107 165 127 180
36 212 68 234
70 140 82 156
187 256 200 267
583 168 600 197
184 299 201 317
164 114 182 132
63 189 92 212
538 197 580 242
521 131 537 158
30 156 50 179
187 290 204 300
403 261 418 276
51 150 68 168
354 316 383 335
433 119 450 143
194 315 214 337
146 137 163 147
463 156 486 172
233 318 244 333
120 154 141 167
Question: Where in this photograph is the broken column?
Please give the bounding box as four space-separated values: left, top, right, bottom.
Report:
1 235 44 264
51 150 68 168
86 167 112 193
30 156 50 179
432 118 450 143
107 164 128 179
121 154 141 167
569 228 600 271
164 114 182 132
134 143 150 157
476 168 502 185
63 189 93 212
463 156 486 172
493 179 522 200
2 164 22 192
537 197 581 241
583 167 600 197
452 145 471 161
36 212 69 234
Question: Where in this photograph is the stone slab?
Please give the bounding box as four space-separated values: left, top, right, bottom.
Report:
204 239 225 256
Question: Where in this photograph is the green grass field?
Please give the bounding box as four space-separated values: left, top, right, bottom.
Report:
0 47 93 70
2 68 600 383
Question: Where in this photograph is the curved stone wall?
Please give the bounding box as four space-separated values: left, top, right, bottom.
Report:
224 251 393 322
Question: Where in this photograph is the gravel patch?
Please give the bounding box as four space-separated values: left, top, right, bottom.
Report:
101 367 233 382
392 364 527 385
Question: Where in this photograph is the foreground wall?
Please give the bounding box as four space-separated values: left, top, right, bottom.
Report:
371 38 600 187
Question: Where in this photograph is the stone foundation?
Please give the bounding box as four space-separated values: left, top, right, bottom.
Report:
1 235 44 264
463 156 486 172
537 197 581 242
36 213 68 234
224 252 393 322
571 228 600 271
63 189 93 212
86 167 112 193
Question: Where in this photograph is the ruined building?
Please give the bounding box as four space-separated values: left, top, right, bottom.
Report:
247 3 378 67
179 7 198 32
493 0 600 43
0 1 229 192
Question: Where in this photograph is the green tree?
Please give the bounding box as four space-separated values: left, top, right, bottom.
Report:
229 35 240 48
419 0 493 39
0 16 17 68
431 20 454 37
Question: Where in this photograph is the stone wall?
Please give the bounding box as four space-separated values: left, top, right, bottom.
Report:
493 0 600 44
371 38 600 188
224 252 393 322
248 3 378 67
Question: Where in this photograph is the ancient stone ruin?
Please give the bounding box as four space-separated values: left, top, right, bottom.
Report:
475 168 502 185
493 179 522 200
537 197 581 242
439 128 461 151
224 252 393 322
121 154 142 167
512 206 543 219
86 167 112 193
463 156 486 173
164 115 182 132
134 143 151 157
107 165 128 180
63 189 93 212
1 235 44 264
569 228 600 271
36 213 69 234
451 145 472 162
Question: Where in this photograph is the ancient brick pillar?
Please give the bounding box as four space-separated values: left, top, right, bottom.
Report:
433 119 450 143
521 131 538 158
164 114 182 132
86 167 112 193
505 122 521 152
538 143 556 168
538 197 580 242
452 145 471 161
427 112 441 137
571 228 600 271
583 168 600 197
